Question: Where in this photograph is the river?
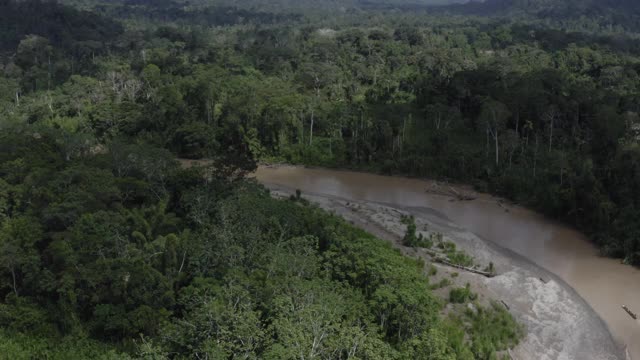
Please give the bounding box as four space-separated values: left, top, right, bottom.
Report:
254 165 640 360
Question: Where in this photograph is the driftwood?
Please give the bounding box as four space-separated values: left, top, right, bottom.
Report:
421 248 495 277
425 185 453 197
498 201 510 212
434 258 494 277
622 305 637 320
425 183 477 201
448 186 477 201
501 300 510 310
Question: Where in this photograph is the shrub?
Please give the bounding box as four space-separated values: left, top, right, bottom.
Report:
449 283 476 303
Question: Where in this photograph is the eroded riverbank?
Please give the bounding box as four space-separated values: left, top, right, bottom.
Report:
254 165 636 360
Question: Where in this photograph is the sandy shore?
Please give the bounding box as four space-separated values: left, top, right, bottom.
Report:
265 184 625 360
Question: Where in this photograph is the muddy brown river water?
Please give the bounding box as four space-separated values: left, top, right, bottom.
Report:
254 165 640 360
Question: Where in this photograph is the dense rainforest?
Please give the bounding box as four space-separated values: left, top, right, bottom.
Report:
0 0 639 357
1 125 523 359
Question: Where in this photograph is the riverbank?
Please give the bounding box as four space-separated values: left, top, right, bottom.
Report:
254 164 630 360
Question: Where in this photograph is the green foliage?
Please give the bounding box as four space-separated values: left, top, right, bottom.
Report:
449 283 477 304
171 122 216 159
0 330 131 360
428 264 438 276
438 240 474 267
0 128 521 358
401 327 457 360
441 299 523 358
6 0 640 266
30 1 640 357
465 301 525 360
401 215 433 248
429 278 452 290
485 262 496 275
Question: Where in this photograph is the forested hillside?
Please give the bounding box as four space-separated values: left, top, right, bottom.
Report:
448 0 640 32
0 0 123 52
1 0 639 357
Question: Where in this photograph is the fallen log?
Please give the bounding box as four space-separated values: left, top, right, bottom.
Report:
424 183 476 201
425 185 452 197
448 186 477 201
432 256 495 278
622 305 637 320
421 248 495 277
498 201 510 212
501 300 510 310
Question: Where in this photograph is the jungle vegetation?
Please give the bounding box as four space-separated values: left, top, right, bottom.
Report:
2 0 638 357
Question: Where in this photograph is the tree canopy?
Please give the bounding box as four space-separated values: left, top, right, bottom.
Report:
3 0 640 356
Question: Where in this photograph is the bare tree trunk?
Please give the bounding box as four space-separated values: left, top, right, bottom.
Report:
47 93 53 113
549 118 554 153
206 99 212 125
10 268 18 297
178 251 187 275
47 54 52 91
309 109 315 146
299 110 305 145
401 116 407 153
485 127 490 161
534 133 539 178
354 128 358 162
494 132 499 166
488 126 499 166
574 105 580 148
